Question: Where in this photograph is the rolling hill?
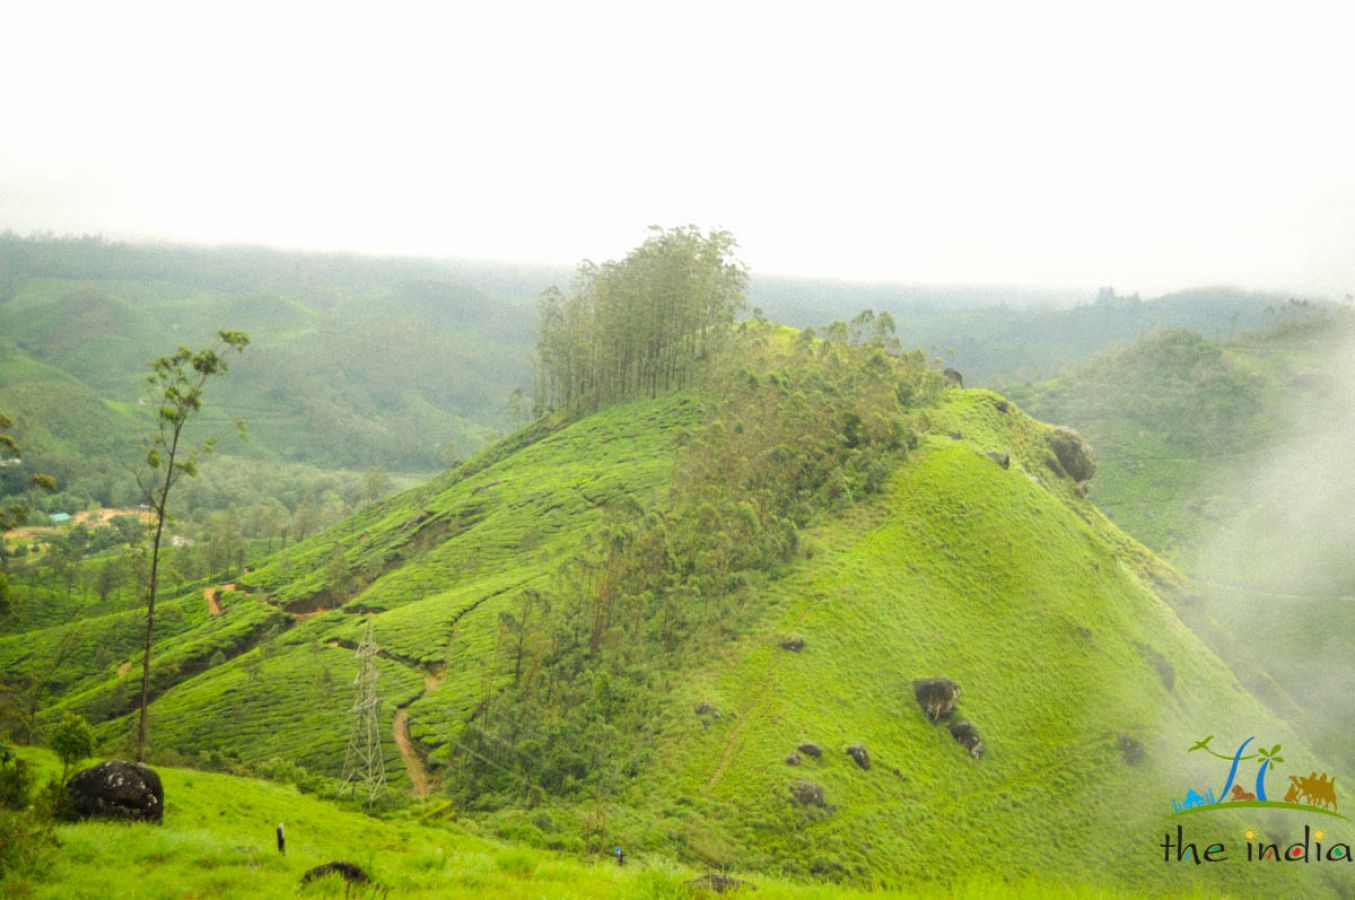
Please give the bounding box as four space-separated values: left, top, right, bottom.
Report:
0 235 540 515
6 324 1349 896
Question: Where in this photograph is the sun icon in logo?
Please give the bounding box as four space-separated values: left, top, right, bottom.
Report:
1315 830 1325 841
1244 829 1256 841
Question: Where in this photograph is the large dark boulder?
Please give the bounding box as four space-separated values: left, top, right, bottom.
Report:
846 743 871 770
301 861 371 886
949 720 985 758
797 742 823 759
912 677 961 723
1047 427 1097 482
943 368 964 388
65 760 164 823
778 636 805 652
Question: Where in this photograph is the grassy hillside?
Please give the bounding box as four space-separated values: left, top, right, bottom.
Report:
6 325 1349 896
605 391 1348 896
1008 314 1355 774
8 747 1206 898
0 747 769 898
1004 328 1275 562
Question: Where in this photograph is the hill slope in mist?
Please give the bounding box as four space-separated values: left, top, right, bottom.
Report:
1009 313 1355 773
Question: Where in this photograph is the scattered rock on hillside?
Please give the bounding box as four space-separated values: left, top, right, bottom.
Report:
949 720 985 758
912 677 962 723
779 636 805 652
686 873 756 893
1117 734 1146 766
789 780 827 807
65 760 164 823
994 399 1009 413
986 450 1010 469
301 862 371 886
943 367 964 388
797 742 823 759
695 702 719 718
1137 643 1176 692
785 751 801 766
1047 427 1097 482
846 743 871 770
399 511 432 531
949 430 963 440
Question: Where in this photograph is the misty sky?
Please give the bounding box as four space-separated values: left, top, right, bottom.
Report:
3 1 1353 296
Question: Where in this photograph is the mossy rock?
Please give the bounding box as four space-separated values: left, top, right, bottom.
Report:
1047 426 1097 482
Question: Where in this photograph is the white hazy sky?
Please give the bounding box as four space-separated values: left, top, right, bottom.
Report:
2 1 1353 295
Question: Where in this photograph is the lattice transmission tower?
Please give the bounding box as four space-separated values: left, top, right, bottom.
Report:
340 619 387 806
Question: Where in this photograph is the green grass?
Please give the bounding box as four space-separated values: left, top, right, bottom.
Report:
6 746 1235 898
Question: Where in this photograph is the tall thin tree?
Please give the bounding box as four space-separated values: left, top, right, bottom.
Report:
134 329 249 762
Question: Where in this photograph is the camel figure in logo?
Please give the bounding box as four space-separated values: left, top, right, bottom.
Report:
1286 772 1338 811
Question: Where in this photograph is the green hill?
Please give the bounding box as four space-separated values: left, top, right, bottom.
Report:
1008 313 1355 774
0 235 538 504
6 324 1349 896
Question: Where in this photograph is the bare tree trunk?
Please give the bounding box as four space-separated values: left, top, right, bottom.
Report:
137 427 179 764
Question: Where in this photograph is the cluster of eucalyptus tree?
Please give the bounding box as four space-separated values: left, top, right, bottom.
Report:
535 226 748 416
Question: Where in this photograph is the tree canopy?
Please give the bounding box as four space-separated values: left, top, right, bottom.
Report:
535 226 748 416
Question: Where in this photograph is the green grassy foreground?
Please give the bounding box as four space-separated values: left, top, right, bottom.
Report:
7 747 1188 899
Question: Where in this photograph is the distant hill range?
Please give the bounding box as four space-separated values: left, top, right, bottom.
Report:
753 277 1310 385
0 235 547 506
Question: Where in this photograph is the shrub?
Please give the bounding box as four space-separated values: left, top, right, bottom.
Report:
0 808 55 881
0 745 34 810
50 713 96 781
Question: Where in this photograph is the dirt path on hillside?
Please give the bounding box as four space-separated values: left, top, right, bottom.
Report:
393 707 430 797
204 583 238 616
704 501 894 791
706 598 821 789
